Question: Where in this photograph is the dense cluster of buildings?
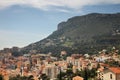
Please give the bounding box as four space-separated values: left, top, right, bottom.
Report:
0 47 120 80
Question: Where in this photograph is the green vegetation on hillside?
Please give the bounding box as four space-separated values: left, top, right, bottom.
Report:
21 13 120 56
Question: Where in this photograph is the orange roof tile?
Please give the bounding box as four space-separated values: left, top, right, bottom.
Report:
109 67 120 74
73 76 84 80
100 63 109 67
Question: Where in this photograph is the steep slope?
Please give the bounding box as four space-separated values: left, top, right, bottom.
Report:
21 13 120 55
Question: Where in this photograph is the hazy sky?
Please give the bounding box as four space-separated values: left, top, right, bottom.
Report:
0 0 120 49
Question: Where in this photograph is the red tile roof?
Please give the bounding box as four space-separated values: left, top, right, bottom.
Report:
109 67 120 74
73 76 84 80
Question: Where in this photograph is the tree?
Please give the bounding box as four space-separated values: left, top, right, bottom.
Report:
84 68 88 80
75 69 82 76
66 69 74 80
9 75 28 80
39 74 50 80
27 75 34 80
89 68 97 78
0 74 4 80
57 72 66 80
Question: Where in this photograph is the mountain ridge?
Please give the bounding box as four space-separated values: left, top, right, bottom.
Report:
21 13 120 55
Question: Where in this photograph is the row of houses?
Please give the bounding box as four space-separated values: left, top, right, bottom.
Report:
0 49 120 80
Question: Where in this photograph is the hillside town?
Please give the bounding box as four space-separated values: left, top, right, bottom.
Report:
0 47 120 80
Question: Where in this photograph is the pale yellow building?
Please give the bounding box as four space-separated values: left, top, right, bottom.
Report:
103 67 120 80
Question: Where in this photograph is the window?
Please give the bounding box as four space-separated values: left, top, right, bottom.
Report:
110 74 112 79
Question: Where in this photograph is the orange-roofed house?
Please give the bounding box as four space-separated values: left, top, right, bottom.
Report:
102 67 120 80
72 76 84 80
